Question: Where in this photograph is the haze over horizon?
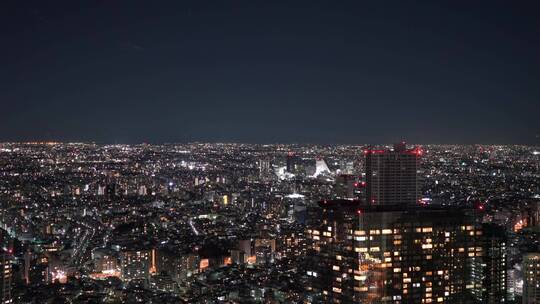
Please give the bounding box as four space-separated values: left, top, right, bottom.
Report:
1 1 539 144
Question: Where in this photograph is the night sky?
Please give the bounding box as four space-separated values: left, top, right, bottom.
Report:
1 1 539 144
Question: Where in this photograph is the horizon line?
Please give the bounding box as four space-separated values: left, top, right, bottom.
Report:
0 141 538 147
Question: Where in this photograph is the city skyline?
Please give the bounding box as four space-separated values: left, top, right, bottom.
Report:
1 142 538 303
1 1 539 303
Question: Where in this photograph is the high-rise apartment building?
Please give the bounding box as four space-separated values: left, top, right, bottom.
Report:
121 249 153 282
471 223 508 303
0 250 12 304
0 230 12 304
365 142 421 206
305 200 358 303
156 249 199 284
305 200 486 303
523 253 540 304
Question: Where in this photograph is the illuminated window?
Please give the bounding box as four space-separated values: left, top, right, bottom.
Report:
355 275 366 281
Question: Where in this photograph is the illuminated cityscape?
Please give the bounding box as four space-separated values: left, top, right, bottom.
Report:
1 1 539 303
0 143 537 303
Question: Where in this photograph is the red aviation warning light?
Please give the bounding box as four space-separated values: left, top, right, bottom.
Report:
473 201 485 211
412 147 424 156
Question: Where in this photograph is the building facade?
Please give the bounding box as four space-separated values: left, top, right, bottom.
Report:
0 250 12 304
471 223 507 303
523 253 540 304
121 249 153 282
306 201 490 303
365 143 421 206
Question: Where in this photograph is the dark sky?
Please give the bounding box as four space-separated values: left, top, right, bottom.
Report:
1 1 539 144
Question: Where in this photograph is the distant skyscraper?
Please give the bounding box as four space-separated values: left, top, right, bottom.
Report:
105 183 117 199
523 253 540 304
286 152 298 173
258 158 272 179
305 200 483 303
365 142 421 205
97 185 106 196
